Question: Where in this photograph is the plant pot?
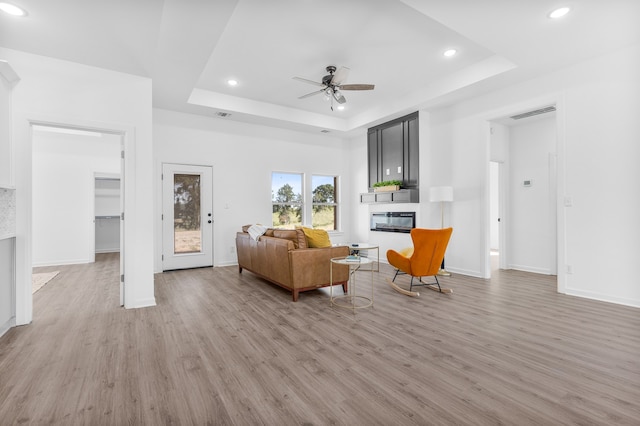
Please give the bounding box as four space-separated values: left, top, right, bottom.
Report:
374 185 400 192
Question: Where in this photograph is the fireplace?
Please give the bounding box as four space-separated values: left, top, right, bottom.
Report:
370 212 415 233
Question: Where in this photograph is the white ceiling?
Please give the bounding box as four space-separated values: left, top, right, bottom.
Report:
1 0 639 136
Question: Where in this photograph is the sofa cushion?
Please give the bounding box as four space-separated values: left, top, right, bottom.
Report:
295 229 308 248
273 229 307 249
301 227 331 248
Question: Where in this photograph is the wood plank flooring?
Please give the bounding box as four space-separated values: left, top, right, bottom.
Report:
0 253 639 425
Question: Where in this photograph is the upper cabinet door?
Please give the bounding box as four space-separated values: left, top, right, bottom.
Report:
403 115 419 188
367 130 380 189
380 122 404 182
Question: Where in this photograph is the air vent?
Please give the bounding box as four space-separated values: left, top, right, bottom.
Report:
215 111 231 118
510 106 556 120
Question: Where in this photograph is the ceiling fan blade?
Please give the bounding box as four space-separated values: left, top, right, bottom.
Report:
298 89 325 99
338 84 375 91
293 76 325 87
331 66 350 85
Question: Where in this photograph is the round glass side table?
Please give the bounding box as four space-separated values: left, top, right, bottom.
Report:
330 256 374 310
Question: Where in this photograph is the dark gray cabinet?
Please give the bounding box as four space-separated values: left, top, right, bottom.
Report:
367 112 419 190
365 112 419 203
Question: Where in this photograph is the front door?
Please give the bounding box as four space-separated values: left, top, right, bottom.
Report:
162 164 213 270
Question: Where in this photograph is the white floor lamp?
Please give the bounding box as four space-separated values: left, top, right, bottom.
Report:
429 186 453 276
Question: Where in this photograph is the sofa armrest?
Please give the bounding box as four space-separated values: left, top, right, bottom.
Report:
289 245 349 289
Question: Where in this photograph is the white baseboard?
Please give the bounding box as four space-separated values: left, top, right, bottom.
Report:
445 266 484 278
0 317 15 339
565 288 640 309
508 264 552 275
95 248 120 254
32 258 91 267
216 260 238 267
126 297 156 309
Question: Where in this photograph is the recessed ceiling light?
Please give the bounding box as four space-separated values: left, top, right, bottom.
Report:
549 7 570 19
227 79 238 86
443 49 457 57
337 105 345 111
0 2 27 16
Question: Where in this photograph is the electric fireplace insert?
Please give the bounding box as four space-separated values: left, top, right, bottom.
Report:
370 212 416 233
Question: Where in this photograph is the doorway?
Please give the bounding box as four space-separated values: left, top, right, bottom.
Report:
31 125 125 305
93 175 120 259
487 109 558 278
162 164 213 271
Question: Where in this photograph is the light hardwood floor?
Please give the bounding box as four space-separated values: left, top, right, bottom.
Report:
1 253 639 425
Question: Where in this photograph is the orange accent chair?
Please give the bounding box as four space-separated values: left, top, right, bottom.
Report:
386 228 453 292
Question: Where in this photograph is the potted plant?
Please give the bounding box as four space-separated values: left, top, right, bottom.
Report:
373 180 402 192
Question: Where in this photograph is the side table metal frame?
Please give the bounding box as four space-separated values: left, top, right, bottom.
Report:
330 256 374 311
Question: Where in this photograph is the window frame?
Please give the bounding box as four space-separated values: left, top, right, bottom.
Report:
311 174 339 231
270 171 341 231
271 171 304 229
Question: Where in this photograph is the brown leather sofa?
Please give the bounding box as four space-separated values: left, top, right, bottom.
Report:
235 228 349 301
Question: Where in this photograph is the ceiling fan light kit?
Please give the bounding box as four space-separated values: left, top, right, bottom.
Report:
294 65 374 111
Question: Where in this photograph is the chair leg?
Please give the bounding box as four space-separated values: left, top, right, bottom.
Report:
392 269 401 282
409 276 415 291
434 275 442 292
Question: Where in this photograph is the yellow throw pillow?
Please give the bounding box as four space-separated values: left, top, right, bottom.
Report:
302 227 331 248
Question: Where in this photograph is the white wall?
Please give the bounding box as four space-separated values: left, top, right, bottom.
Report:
2 47 155 323
428 43 640 307
152 109 353 271
0 70 13 187
508 117 556 274
32 130 120 266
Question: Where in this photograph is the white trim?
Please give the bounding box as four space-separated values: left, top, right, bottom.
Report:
14 113 147 326
0 59 20 86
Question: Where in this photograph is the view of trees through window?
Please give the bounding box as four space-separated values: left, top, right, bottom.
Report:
271 172 338 230
271 172 303 228
173 174 201 253
312 175 337 230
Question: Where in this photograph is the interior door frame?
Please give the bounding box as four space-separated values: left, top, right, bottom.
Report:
15 115 134 325
162 163 214 271
481 93 566 293
91 171 124 305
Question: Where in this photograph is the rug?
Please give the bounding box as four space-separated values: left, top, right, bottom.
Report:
32 271 60 294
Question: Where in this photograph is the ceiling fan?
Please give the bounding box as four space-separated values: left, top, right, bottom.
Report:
293 65 375 111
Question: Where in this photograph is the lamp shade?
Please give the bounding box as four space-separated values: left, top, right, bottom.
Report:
429 186 453 202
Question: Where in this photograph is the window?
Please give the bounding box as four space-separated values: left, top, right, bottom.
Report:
271 172 340 231
312 175 338 231
271 172 303 229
